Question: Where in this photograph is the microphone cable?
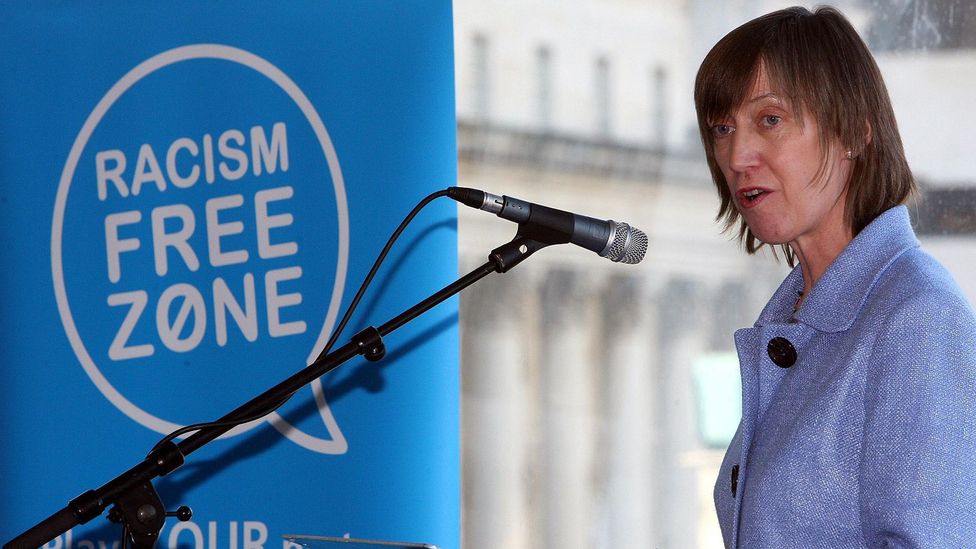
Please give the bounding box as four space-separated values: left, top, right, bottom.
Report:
150 188 451 453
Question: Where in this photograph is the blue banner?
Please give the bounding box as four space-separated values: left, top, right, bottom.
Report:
1 2 458 547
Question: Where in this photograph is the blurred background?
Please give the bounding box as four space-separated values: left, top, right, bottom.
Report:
450 0 976 547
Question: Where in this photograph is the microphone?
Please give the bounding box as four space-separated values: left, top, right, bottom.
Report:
447 186 647 264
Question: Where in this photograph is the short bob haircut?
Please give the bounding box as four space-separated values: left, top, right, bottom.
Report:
694 6 915 262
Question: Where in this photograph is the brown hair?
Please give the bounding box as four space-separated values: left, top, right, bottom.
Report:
694 6 915 262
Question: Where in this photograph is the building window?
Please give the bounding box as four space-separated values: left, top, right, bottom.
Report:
473 33 491 122
536 45 553 132
652 65 668 149
866 0 976 51
594 55 611 138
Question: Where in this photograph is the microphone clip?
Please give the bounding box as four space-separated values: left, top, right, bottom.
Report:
489 232 554 273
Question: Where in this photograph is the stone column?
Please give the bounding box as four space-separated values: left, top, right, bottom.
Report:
461 266 534 549
652 276 709 547
538 269 597 549
599 274 655 549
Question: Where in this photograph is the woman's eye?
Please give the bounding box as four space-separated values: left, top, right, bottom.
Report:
711 124 735 137
762 115 782 127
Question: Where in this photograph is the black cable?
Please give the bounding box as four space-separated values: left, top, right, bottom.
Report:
316 189 449 361
149 188 451 455
150 394 291 453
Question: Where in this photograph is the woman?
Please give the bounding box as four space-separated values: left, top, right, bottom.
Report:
694 6 976 548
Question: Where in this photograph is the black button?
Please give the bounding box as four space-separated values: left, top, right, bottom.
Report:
730 464 739 497
767 337 797 368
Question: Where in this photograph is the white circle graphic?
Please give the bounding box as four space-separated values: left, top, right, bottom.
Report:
51 44 350 454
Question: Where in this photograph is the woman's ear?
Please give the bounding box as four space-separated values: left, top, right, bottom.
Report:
849 120 873 159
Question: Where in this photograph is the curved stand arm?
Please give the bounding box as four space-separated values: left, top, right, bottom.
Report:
4 232 553 549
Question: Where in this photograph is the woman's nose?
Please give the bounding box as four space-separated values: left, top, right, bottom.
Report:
727 131 760 173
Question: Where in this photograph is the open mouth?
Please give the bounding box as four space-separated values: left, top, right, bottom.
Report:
741 188 768 205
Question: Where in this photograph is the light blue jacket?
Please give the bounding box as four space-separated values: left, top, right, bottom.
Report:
715 206 976 548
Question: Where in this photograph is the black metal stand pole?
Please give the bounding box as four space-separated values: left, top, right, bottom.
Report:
4 235 547 549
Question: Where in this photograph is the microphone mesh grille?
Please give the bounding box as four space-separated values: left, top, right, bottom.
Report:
604 222 648 264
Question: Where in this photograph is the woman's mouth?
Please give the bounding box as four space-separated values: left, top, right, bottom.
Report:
739 187 770 208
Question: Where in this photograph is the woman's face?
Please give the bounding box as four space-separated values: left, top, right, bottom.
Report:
710 67 852 251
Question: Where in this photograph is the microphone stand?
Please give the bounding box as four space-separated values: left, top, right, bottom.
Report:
4 231 552 549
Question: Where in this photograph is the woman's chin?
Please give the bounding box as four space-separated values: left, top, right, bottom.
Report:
749 227 790 246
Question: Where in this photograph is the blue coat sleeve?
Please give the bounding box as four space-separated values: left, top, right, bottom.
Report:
859 288 976 547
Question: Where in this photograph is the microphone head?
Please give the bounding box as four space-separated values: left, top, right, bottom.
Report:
601 222 648 264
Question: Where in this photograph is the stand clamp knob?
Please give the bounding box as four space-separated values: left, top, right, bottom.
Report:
166 506 193 522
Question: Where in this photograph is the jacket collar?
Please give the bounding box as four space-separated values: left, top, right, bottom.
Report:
754 205 919 332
